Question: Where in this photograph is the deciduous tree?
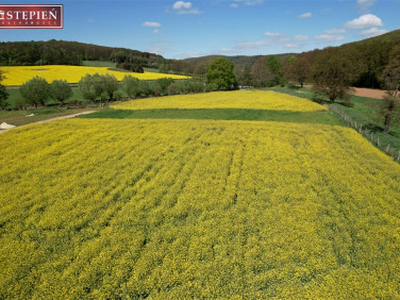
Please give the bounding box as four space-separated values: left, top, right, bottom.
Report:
20 76 50 107
122 75 140 98
239 64 253 87
0 71 9 110
102 74 119 100
312 49 355 102
378 45 400 133
284 56 311 88
206 58 238 90
51 79 72 105
266 55 284 86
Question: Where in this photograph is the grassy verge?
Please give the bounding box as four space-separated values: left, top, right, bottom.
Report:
80 108 341 125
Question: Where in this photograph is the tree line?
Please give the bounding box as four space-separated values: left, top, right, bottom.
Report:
0 40 164 68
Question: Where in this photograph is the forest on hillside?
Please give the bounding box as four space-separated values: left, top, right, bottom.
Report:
0 40 164 72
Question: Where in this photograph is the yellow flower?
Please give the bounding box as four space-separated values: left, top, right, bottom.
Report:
0 65 189 86
112 90 328 112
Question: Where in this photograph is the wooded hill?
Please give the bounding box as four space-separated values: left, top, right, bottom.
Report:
183 53 293 72
295 29 400 89
182 29 400 89
0 40 164 69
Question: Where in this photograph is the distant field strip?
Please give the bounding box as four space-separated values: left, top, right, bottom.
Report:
112 90 328 112
0 65 189 86
1 118 399 298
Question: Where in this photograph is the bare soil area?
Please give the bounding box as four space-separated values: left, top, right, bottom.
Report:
304 85 386 99
351 87 386 99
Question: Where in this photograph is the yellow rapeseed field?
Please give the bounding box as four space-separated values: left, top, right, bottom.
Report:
112 90 328 112
1 116 400 298
0 65 189 86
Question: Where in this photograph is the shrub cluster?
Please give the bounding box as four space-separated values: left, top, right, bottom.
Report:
122 76 218 98
78 73 119 102
15 74 219 109
20 76 72 108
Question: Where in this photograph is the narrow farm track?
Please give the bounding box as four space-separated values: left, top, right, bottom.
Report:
304 85 386 99
0 111 96 134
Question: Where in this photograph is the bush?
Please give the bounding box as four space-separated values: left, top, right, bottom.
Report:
102 74 118 100
156 78 174 95
20 76 51 107
78 74 97 102
122 75 140 98
50 79 72 105
0 71 9 110
79 73 119 102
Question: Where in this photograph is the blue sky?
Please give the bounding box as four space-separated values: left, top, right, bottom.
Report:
0 0 399 59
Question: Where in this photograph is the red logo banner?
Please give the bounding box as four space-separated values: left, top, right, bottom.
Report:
0 5 63 29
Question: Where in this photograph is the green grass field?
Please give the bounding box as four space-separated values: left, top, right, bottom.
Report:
82 108 340 125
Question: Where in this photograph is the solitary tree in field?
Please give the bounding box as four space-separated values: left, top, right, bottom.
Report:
20 76 51 107
51 79 72 105
0 70 9 110
312 50 354 102
206 58 238 90
378 45 400 133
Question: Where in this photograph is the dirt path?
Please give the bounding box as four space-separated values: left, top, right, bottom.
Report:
304 85 386 99
0 111 95 134
350 87 386 99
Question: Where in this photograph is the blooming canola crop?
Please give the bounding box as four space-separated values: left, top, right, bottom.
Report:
112 90 328 112
1 117 400 298
0 65 189 86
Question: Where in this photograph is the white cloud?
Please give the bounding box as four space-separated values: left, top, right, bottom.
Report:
264 32 284 38
294 35 309 41
173 1 192 10
316 34 345 42
324 28 346 34
231 0 264 7
345 14 383 29
172 1 201 14
142 21 161 28
360 27 388 37
299 12 312 18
